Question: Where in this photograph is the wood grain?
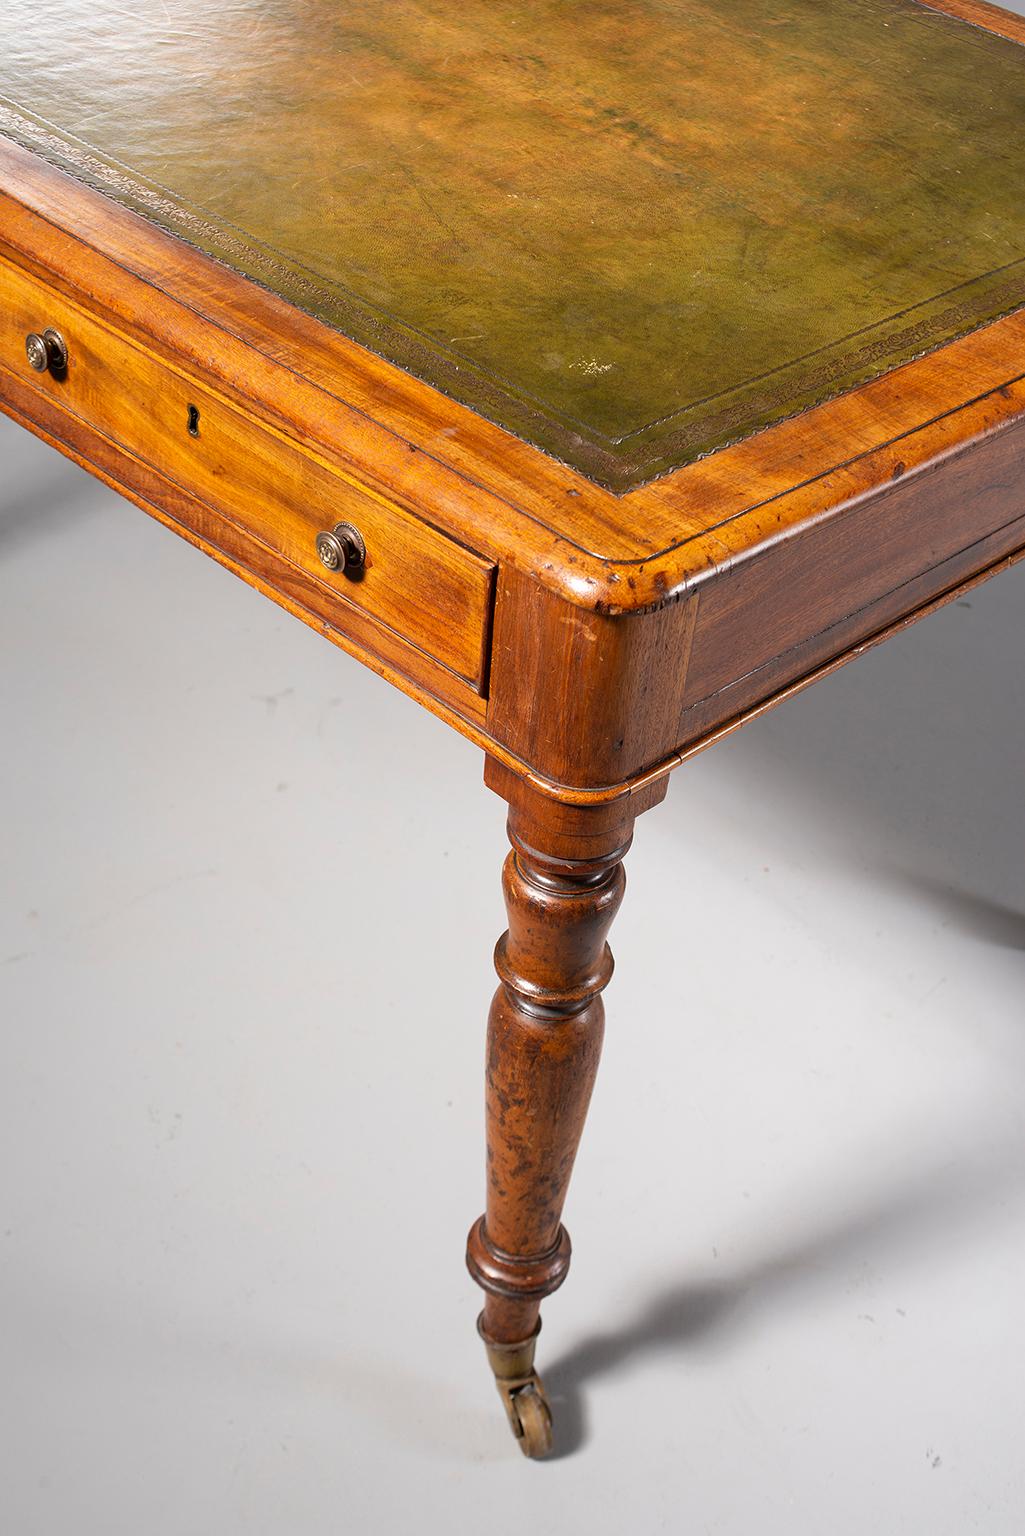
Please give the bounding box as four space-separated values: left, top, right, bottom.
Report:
485 566 699 790
1 0 1022 810
3 0 1024 488
0 371 489 736
924 0 1025 45
683 411 1025 704
676 519 1025 755
3 0 1024 1460
466 783 640 1351
2 141 1024 613
0 249 494 689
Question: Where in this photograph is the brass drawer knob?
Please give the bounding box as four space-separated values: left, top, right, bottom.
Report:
315 521 366 575
25 328 68 376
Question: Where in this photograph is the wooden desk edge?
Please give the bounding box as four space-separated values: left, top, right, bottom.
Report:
3 6 1025 807
2 128 1025 616
5 348 1022 812
923 0 1025 46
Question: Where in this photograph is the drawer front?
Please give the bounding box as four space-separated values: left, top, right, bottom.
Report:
0 254 494 688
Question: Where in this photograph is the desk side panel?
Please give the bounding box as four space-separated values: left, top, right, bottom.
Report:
678 411 1025 746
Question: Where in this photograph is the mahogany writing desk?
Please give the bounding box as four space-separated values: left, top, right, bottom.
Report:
2 0 1024 1458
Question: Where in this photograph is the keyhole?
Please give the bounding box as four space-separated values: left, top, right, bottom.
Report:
186 403 200 438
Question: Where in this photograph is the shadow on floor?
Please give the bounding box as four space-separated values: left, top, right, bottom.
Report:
544 1132 1025 1457
889 872 1025 951
0 445 104 555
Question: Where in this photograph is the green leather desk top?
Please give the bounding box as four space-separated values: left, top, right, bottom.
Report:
2 0 1024 491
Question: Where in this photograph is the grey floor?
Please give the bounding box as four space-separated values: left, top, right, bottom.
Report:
2 387 1025 1534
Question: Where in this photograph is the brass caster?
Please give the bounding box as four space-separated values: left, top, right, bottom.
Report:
478 1313 554 1459
504 1375 553 1459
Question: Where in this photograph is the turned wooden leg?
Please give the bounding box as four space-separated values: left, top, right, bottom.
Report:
466 775 636 1457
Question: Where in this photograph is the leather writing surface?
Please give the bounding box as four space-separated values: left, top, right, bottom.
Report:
2 0 1024 490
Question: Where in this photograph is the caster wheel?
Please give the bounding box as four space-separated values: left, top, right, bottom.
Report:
477 1313 554 1459
509 1378 553 1459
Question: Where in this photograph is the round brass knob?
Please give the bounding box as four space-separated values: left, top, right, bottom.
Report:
315 521 366 576
25 328 68 376
44 328 69 373
25 332 49 372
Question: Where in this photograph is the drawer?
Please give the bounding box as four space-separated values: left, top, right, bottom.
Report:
0 253 494 688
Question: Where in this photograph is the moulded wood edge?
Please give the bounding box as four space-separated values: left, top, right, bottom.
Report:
3 101 1025 620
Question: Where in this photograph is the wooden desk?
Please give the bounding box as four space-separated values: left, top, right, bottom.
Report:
2 0 1023 1458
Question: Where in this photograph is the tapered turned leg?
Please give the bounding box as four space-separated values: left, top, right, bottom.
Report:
466 782 634 1457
